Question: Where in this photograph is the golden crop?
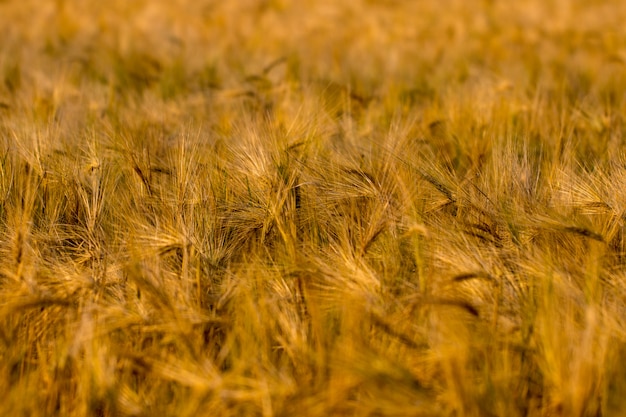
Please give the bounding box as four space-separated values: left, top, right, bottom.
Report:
1 1 626 415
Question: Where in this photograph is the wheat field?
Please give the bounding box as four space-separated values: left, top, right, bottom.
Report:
1 0 626 416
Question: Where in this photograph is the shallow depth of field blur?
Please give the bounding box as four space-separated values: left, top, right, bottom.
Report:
1 0 626 416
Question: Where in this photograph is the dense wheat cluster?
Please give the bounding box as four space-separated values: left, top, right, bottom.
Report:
1 0 626 415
